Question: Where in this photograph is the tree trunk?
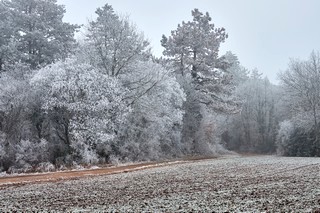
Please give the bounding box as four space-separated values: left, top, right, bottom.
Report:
0 58 3 72
191 51 197 79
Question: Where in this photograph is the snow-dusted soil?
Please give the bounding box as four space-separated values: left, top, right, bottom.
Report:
0 155 319 212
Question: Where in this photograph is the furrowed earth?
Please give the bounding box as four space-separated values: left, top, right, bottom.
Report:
0 155 319 212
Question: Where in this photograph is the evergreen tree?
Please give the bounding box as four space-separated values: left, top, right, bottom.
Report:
161 9 238 154
1 0 79 69
161 9 228 77
0 1 18 72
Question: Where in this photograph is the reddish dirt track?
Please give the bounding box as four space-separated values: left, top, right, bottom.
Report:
0 156 216 188
0 163 173 187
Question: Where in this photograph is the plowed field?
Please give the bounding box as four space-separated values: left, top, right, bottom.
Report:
0 155 319 212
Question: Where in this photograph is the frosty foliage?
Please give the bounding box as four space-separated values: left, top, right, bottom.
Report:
194 110 230 155
222 51 249 85
35 162 55 172
0 70 31 112
31 59 130 163
161 8 236 114
0 132 6 171
0 0 79 69
118 61 186 161
14 138 49 168
278 51 320 156
85 3 150 76
279 51 320 126
161 9 228 75
161 9 238 155
75 3 187 162
216 63 283 154
276 120 294 155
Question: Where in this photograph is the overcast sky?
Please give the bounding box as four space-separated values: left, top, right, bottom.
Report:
56 0 320 84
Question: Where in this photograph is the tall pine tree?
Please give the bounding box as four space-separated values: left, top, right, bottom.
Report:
161 9 238 154
1 0 79 69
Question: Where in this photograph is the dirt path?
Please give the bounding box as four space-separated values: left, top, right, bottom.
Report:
0 162 181 187
0 156 218 188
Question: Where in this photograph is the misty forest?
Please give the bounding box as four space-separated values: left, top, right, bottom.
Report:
0 0 319 174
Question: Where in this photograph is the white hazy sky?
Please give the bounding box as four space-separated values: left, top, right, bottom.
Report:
56 0 320 83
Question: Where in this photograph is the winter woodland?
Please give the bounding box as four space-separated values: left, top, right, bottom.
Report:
0 0 319 173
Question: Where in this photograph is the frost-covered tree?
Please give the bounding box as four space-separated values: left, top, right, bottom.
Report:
161 9 228 77
0 72 30 143
85 3 150 76
79 4 186 162
276 120 294 155
278 51 320 156
13 138 49 170
227 75 278 153
0 0 79 168
117 61 185 161
223 51 249 86
0 131 6 171
1 0 79 69
276 117 318 157
0 1 18 72
31 59 129 163
161 9 237 154
0 64 49 170
279 51 320 138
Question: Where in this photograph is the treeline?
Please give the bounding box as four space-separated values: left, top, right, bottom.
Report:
0 0 318 173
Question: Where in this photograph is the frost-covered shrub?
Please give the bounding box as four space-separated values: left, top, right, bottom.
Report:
109 155 121 165
8 163 32 174
35 162 55 172
72 141 99 165
14 138 50 169
71 161 85 170
276 120 294 155
194 110 230 155
276 119 320 157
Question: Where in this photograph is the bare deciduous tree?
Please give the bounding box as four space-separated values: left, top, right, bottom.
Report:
279 51 320 140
